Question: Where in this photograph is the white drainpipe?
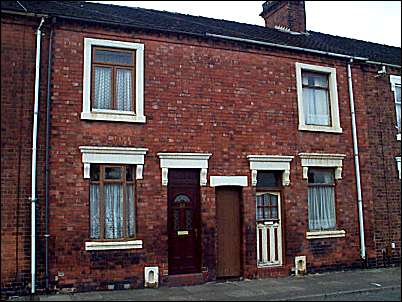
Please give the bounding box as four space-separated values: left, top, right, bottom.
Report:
347 59 366 260
31 16 45 295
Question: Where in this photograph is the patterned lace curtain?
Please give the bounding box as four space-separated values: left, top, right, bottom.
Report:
94 66 112 109
90 184 100 239
308 186 336 230
104 184 124 239
116 69 132 111
303 88 330 126
126 184 135 237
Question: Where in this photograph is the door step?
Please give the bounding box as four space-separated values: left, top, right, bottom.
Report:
166 273 205 287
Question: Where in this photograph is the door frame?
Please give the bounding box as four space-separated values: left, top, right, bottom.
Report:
215 186 244 279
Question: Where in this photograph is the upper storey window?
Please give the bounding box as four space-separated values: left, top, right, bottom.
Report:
296 63 342 133
81 38 145 123
390 75 401 140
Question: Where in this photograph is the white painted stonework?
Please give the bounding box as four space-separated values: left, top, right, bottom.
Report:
299 153 346 180
247 155 294 186
210 176 248 187
157 153 212 186
79 146 148 179
85 240 143 251
306 230 346 239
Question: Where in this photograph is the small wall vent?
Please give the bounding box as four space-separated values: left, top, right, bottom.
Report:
144 266 159 288
295 256 307 276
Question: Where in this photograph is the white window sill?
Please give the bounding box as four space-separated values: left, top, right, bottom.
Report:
299 124 343 134
397 133 401 141
81 112 146 123
306 230 346 239
257 262 282 268
85 240 143 251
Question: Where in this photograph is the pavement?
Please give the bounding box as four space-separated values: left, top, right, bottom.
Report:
8 266 401 301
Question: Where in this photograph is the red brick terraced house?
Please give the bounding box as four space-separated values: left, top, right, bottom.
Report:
1 0 400 296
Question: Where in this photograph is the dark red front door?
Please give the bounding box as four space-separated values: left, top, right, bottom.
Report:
168 169 201 275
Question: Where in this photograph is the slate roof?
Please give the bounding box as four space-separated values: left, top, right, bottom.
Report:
1 1 400 66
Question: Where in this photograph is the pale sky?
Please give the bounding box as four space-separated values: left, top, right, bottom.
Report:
90 1 401 47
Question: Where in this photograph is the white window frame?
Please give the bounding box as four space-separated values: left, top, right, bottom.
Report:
295 63 342 133
396 157 401 180
390 75 401 141
81 38 145 123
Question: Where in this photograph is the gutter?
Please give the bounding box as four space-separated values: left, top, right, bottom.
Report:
31 16 45 295
347 59 366 261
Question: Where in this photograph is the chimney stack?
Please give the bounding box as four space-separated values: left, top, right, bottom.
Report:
260 1 306 33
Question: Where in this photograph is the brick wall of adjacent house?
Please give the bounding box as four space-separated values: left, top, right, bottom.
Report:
1 14 399 295
1 15 49 295
363 65 401 267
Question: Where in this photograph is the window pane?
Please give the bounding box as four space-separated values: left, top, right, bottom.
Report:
104 183 124 239
303 87 330 126
185 209 193 230
90 164 100 181
94 49 133 65
271 207 278 220
308 186 336 230
308 169 334 184
257 171 280 187
94 66 112 109
126 166 134 181
90 184 100 239
126 184 135 237
256 195 263 207
396 86 401 130
302 72 328 88
105 167 121 179
116 69 133 111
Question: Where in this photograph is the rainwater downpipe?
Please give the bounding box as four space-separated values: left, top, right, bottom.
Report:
31 16 45 295
347 59 366 261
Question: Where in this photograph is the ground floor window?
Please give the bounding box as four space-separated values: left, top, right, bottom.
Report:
90 164 136 240
307 168 336 231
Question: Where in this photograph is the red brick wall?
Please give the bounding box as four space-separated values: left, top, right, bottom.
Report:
43 20 369 291
1 15 49 294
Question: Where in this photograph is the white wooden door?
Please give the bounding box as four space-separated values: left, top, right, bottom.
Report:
256 192 283 267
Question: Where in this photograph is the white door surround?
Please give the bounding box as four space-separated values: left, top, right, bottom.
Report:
247 155 294 186
210 176 248 187
157 153 212 186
